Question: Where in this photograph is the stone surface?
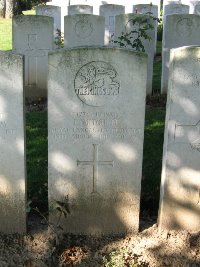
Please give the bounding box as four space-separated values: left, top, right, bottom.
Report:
36 5 61 37
194 3 200 14
187 0 200 13
0 51 26 233
13 15 54 99
163 3 189 28
134 0 160 16
47 0 68 31
100 4 125 45
161 14 200 94
68 5 93 15
48 47 147 235
158 46 200 232
64 14 105 48
115 14 156 95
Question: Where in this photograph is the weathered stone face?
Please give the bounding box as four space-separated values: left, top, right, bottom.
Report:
0 52 26 234
100 4 125 45
36 5 61 37
161 14 200 94
159 46 200 232
12 15 54 99
48 47 147 235
114 13 156 95
64 14 105 48
68 5 93 15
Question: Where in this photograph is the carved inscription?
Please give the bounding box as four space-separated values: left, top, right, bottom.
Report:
50 112 142 141
74 61 120 107
183 73 200 88
176 18 193 37
75 18 93 39
77 144 114 193
0 114 17 140
174 120 200 152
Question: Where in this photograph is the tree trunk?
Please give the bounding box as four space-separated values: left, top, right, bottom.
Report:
0 0 5 18
5 0 14 18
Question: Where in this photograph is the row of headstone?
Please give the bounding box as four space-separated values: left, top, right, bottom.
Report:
10 10 158 98
1 45 200 234
163 0 200 14
37 3 159 34
47 0 160 16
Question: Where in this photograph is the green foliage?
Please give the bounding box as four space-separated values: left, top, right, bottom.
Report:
54 29 64 49
113 13 160 52
157 9 163 42
103 247 149 267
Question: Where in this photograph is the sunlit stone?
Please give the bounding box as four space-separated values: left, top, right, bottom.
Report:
0 52 26 233
48 47 147 235
158 46 200 232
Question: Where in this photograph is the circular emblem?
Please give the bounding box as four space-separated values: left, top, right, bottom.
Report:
74 61 120 107
176 18 193 37
75 18 93 39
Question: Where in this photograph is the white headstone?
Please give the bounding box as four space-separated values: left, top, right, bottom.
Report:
64 14 105 48
47 0 68 31
13 15 54 99
100 4 125 46
0 52 26 233
188 0 200 13
133 4 159 54
115 14 156 95
134 0 161 17
163 3 189 27
194 3 200 14
68 5 93 15
36 5 61 37
48 47 147 235
161 14 200 94
159 46 200 232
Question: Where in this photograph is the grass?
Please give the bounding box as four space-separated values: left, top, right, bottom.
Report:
0 9 35 50
26 112 48 210
141 108 165 214
0 18 12 50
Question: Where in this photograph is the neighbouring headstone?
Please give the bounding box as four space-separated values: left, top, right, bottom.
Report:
13 15 54 98
133 4 159 54
0 51 26 234
161 14 200 94
48 47 147 235
174 0 200 14
36 5 61 37
158 46 200 232
134 0 161 16
68 5 93 15
47 0 68 31
64 14 104 48
194 3 200 14
115 14 156 95
100 4 125 45
163 3 189 28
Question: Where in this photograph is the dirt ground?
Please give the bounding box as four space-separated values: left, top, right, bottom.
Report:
0 214 199 267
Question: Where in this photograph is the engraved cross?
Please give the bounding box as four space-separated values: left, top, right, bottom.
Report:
174 120 200 152
77 144 114 193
